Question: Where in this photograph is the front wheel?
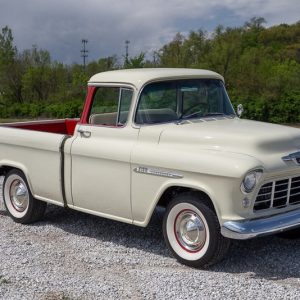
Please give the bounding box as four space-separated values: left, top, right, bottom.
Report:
3 169 46 224
163 193 230 268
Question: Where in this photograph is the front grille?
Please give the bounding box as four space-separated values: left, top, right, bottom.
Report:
254 176 300 211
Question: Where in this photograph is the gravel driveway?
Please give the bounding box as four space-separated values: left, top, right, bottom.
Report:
1 176 300 300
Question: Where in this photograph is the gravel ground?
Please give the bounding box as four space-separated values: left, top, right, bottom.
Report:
1 177 300 299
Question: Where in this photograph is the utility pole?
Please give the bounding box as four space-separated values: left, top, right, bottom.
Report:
81 39 88 70
125 40 130 65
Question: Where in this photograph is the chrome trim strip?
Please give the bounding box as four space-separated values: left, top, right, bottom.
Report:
287 178 292 205
254 174 300 211
257 191 272 197
133 167 183 179
270 181 275 208
221 209 300 240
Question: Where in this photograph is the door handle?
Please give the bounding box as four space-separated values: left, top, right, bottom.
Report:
77 129 91 138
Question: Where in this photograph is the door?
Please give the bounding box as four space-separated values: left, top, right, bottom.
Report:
70 86 138 221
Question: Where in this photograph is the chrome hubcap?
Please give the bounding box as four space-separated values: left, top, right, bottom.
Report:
9 179 29 212
175 210 206 252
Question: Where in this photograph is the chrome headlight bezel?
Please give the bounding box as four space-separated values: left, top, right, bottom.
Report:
241 169 263 194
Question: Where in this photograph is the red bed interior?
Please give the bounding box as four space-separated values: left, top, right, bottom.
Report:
3 119 79 135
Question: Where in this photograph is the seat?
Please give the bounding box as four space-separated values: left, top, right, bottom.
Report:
136 108 177 124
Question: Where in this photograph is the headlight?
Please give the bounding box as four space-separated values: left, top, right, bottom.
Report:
241 170 263 193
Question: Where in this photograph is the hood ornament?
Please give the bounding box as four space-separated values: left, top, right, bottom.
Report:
282 151 300 165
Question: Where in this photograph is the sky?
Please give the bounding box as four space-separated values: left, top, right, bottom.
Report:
0 0 299 65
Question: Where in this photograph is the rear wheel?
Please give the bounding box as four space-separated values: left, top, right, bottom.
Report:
163 193 230 268
3 169 46 224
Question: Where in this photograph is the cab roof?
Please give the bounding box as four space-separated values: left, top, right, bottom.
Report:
88 68 224 89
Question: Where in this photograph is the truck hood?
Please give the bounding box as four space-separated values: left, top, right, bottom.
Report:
158 118 300 172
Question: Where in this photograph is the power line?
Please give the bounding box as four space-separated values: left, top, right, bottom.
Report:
81 39 88 69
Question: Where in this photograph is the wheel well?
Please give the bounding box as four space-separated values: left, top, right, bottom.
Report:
0 166 15 177
0 166 35 200
156 186 216 213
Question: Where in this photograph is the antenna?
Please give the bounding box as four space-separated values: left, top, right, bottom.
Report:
81 39 89 69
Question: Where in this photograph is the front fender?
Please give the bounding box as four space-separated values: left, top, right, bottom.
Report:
131 167 241 227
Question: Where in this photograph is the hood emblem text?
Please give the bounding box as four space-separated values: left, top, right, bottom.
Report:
282 151 300 165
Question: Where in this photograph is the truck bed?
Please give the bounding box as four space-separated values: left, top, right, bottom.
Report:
0 119 79 135
0 119 79 207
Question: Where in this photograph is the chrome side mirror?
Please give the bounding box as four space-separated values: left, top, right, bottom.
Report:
237 104 244 118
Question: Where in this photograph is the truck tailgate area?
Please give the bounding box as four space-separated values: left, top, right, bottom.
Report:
0 125 69 206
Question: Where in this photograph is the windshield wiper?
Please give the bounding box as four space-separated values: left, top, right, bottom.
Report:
203 112 225 117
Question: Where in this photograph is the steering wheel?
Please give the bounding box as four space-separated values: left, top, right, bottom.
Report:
182 102 208 119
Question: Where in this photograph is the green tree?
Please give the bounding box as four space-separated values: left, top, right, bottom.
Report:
0 26 19 103
70 64 89 99
159 33 185 67
124 52 146 68
244 17 267 31
1 20 300 123
205 27 243 79
181 30 209 68
0 26 15 65
97 56 118 71
21 46 52 101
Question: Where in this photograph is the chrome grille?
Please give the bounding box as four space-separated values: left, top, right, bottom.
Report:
254 176 300 211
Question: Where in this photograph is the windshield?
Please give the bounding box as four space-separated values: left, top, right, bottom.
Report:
135 79 235 124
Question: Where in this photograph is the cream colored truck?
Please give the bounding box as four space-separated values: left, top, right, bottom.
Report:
1 68 300 268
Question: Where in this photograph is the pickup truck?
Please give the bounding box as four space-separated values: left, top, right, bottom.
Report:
1 68 300 268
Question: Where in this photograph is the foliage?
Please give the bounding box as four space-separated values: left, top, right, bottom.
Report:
124 52 146 68
0 20 299 123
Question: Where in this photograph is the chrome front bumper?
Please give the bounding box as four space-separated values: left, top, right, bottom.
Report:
221 209 300 240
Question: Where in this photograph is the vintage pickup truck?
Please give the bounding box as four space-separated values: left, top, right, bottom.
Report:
1 68 300 268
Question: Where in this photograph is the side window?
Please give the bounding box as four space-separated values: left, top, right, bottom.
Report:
135 82 178 124
118 89 132 125
89 87 133 126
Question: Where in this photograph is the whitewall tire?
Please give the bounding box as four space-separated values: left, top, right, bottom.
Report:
163 192 230 268
3 169 46 224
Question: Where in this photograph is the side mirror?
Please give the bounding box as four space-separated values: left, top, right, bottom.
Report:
237 104 244 118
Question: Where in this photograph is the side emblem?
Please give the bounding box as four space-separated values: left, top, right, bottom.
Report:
134 167 183 179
